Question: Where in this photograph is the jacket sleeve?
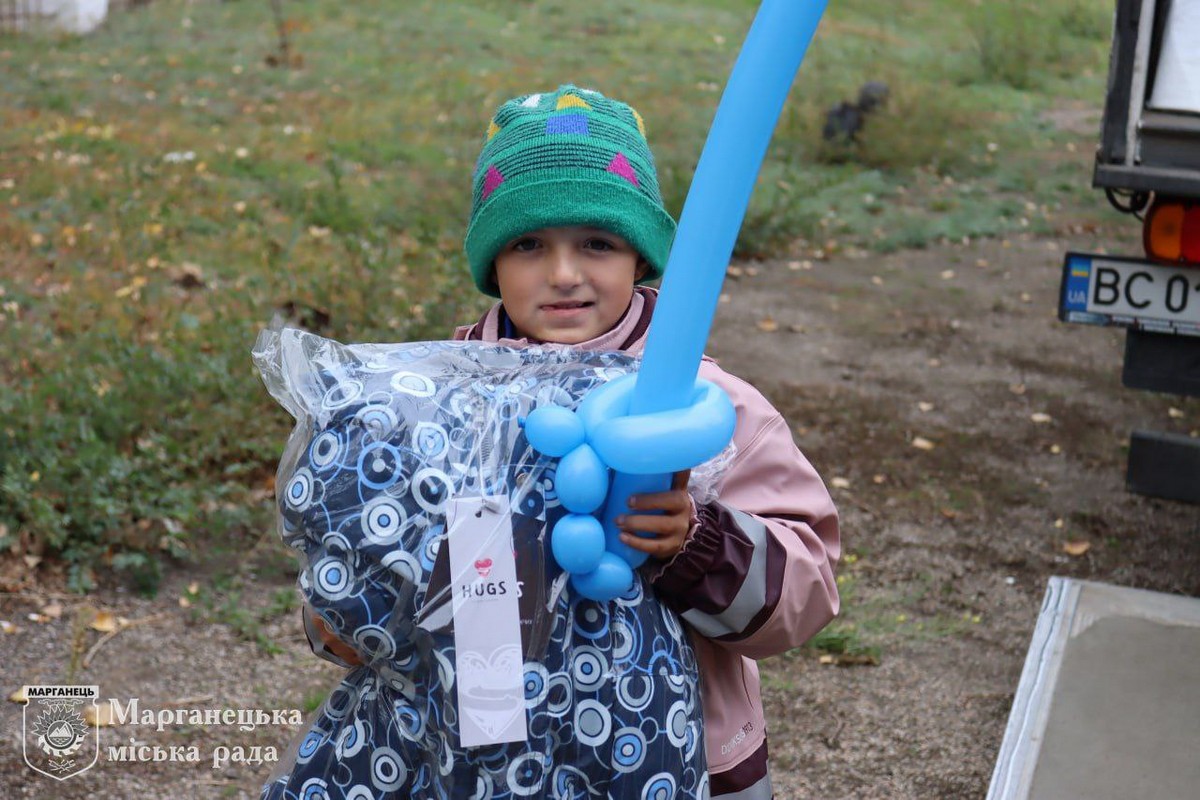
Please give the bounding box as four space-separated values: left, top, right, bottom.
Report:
651 366 840 660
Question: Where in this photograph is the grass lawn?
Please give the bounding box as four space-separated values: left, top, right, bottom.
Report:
0 0 1115 591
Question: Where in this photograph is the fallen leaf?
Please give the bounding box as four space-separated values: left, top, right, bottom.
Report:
1 620 17 634
22 555 41 569
178 596 191 609
1050 444 1062 454
115 275 149 299
1030 412 1052 424
85 701 117 727
1063 540 1091 557
756 317 779 333
940 269 956 280
1168 407 1184 419
726 265 744 278
187 582 200 595
90 611 118 633
9 687 27 703
26 613 47 624
830 477 851 489
871 276 883 286
917 401 934 413
872 474 887 484
818 654 836 665
1054 518 1065 529
40 603 63 619
940 508 958 519
1009 383 1026 395
912 436 936 451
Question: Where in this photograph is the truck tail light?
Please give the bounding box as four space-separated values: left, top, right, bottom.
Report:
1143 198 1200 265
1186 206 1200 263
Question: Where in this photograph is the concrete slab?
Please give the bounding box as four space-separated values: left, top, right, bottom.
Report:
989 577 1200 800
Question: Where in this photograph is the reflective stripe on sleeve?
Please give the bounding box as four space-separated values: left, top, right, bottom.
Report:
681 508 769 638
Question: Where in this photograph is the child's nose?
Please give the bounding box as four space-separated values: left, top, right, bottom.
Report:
547 250 584 288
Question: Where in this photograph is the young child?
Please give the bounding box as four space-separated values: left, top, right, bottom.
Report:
306 84 841 799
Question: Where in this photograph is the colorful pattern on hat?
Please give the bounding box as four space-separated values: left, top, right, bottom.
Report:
464 85 677 297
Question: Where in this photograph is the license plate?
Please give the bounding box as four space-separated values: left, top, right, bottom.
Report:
1059 252 1200 337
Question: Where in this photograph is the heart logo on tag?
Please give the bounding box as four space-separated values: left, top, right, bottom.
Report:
474 558 493 578
458 647 525 741
463 696 523 741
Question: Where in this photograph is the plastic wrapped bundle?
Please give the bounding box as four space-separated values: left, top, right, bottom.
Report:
253 328 709 799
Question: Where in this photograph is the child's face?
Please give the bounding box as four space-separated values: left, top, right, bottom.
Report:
493 225 647 344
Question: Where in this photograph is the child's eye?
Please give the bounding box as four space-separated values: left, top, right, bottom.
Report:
510 238 540 252
583 238 615 252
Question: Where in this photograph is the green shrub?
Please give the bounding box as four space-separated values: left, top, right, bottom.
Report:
0 326 277 593
968 0 1103 90
1058 1 1113 41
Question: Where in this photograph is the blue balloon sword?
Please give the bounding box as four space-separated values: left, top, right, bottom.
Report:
526 0 831 599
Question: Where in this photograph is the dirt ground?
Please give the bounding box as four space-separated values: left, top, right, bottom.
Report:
2 231 1198 799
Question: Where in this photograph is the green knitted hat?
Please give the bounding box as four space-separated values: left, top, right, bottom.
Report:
464 85 677 297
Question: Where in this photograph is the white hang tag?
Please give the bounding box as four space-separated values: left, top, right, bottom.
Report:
447 494 527 747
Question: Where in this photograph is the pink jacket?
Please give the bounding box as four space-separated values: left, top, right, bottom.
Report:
454 287 841 799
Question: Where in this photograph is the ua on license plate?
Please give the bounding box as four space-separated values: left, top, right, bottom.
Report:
1059 252 1200 336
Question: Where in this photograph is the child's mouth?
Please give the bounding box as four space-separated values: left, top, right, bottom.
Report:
541 301 594 315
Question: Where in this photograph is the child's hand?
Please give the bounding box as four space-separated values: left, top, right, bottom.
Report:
617 470 694 561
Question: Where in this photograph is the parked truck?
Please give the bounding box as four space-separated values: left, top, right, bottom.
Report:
1059 0 1200 504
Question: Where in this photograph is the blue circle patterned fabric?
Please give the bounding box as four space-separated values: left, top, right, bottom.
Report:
253 332 707 800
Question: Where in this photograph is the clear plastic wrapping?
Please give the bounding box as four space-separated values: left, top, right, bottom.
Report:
252 328 721 799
